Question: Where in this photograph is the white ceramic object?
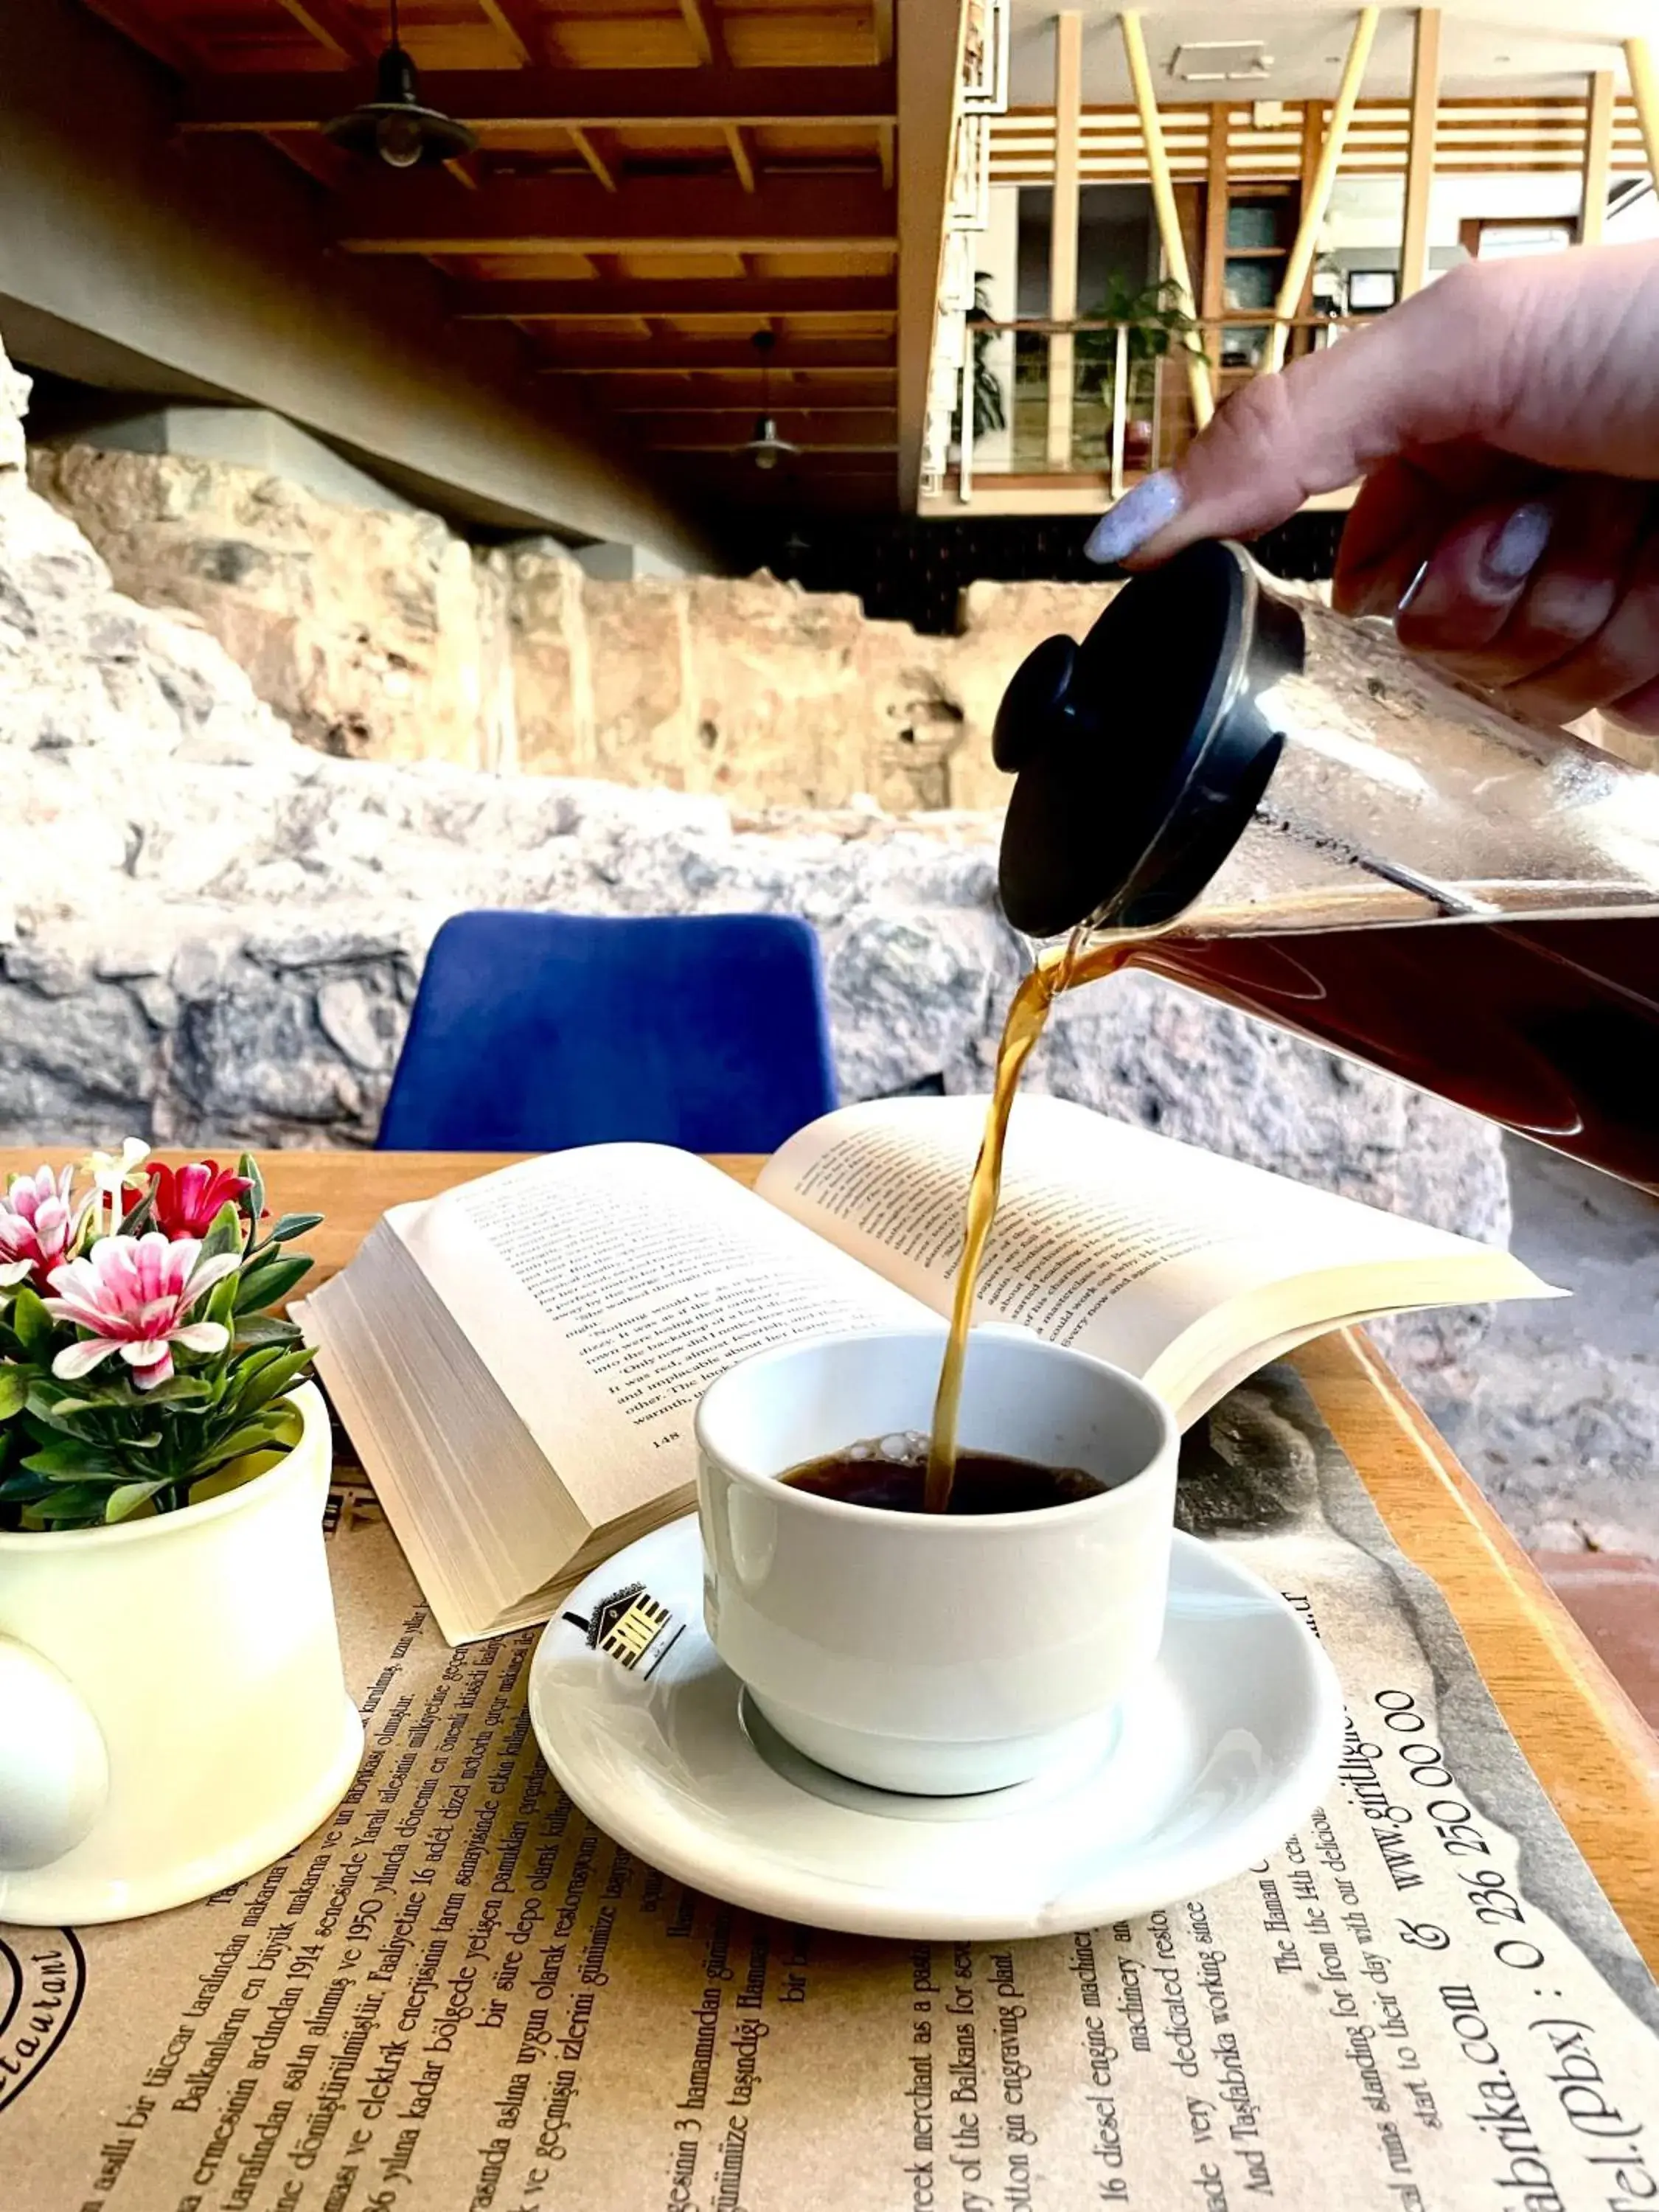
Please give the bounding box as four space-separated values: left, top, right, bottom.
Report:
695 1329 1180 1792
0 1380 362 1924
528 1514 1346 1939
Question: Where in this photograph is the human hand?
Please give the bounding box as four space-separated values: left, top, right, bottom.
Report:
1082 242 1659 734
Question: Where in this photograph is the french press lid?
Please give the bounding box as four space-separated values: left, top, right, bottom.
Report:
995 540 1306 938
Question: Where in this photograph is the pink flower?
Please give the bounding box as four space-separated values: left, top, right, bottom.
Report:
148 1160 253 1242
0 1165 77 1292
44 1234 240 1390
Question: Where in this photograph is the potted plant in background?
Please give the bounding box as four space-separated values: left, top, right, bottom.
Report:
0 1145 361 1924
1074 274 1208 472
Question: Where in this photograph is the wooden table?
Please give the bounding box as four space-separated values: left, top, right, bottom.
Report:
7 1144 1658 1971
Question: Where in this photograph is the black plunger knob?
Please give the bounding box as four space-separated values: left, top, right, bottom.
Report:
995 540 1304 939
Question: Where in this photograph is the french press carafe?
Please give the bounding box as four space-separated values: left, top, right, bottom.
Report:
993 540 1659 1188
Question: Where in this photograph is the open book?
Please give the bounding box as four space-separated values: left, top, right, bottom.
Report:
300 1096 1558 1644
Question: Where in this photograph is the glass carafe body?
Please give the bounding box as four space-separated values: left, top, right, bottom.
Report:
994 542 1659 1186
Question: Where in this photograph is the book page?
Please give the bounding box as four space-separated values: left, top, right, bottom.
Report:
370 1144 931 1528
759 1097 1555 1421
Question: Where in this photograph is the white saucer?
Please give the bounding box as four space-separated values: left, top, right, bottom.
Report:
528 1516 1344 1940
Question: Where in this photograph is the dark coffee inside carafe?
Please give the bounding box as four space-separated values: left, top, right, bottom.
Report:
1136 916 1659 1193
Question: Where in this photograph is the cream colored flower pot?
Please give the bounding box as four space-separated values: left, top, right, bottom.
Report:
0 1381 362 1924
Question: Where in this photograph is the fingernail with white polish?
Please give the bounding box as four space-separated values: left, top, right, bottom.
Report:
1395 557 1431 617
1085 471 1184 565
1484 501 1553 587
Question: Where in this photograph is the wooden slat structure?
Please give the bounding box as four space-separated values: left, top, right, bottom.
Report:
989 94 1658 184
80 0 944 518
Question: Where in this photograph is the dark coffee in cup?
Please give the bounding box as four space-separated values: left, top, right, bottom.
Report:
782 1446 1109 1516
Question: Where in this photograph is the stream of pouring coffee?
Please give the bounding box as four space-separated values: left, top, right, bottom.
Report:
924 928 1133 1512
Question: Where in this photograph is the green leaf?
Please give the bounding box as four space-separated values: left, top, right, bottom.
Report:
128 1374 214 1406
233 1253 313 1312
206 1275 240 1333
238 1152 266 1235
28 1484 114 1528
231 1314 302 1351
0 1368 27 1421
10 1289 55 1359
265 1213 324 1245
104 1480 165 1523
229 1348 314 1415
198 1200 247 1268
119 1187 157 1238
23 1439 121 1479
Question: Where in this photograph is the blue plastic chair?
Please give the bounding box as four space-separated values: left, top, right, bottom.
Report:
377 910 838 1154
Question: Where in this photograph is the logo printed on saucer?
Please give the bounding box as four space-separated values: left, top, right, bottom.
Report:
563 1582 679 1673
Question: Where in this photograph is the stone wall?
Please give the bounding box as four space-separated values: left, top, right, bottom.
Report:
28 442 1110 810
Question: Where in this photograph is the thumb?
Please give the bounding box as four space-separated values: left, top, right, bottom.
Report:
1082 261 1513 566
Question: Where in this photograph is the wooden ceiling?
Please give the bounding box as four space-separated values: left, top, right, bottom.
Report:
80 0 902 515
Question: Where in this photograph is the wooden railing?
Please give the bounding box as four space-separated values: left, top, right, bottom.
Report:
956 313 1357 495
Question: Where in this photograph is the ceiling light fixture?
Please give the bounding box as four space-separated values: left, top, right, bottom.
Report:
743 331 799 473
324 0 478 170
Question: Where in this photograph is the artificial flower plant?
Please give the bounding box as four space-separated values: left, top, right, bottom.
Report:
0 1144 322 1530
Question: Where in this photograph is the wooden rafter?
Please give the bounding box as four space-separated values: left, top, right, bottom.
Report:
1267 7 1378 373
678 0 725 67
182 67 898 133
1400 9 1441 297
335 173 897 255
448 277 896 320
77 0 198 72
608 378 896 410
539 342 895 372
475 0 546 68
1120 10 1213 422
1581 69 1615 243
273 0 375 63
1046 12 1081 469
724 124 757 192
568 127 617 192
872 0 894 66
646 429 897 452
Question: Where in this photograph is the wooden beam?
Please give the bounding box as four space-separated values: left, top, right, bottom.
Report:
1581 69 1615 243
872 0 894 66
476 0 547 68
1628 39 1659 188
181 67 898 133
635 411 896 443
1267 7 1378 373
273 0 375 62
568 127 617 192
646 429 898 451
1200 105 1228 325
449 276 896 321
77 0 197 72
609 379 897 410
335 174 897 255
877 120 894 190
1047 12 1082 470
539 342 896 372
679 0 725 67
267 131 355 192
1400 9 1441 298
724 124 757 192
1121 11 1214 425
897 0 971 507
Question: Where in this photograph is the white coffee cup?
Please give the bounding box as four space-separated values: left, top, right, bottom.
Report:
695 1327 1179 1795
